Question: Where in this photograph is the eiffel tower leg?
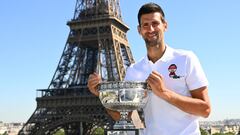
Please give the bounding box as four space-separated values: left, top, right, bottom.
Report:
79 122 83 135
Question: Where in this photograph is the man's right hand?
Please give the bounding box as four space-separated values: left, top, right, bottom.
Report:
87 72 101 96
88 73 121 120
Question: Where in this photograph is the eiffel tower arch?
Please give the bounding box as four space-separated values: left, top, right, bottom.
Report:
19 0 135 135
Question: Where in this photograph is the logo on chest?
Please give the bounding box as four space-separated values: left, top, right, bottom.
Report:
168 64 181 79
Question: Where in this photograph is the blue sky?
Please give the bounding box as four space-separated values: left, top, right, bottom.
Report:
0 0 240 123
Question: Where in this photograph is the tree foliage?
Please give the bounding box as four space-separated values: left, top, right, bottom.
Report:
0 132 8 135
200 128 209 135
93 127 104 135
53 129 65 135
212 132 235 135
51 127 104 135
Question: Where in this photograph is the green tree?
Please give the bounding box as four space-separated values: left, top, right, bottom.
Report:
200 128 209 135
224 132 235 135
93 127 104 135
53 129 65 135
2 131 8 135
212 132 234 135
51 127 105 135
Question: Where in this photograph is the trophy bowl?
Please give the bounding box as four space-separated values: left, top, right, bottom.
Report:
99 81 149 129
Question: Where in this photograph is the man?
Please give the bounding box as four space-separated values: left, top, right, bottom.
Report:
88 2 211 135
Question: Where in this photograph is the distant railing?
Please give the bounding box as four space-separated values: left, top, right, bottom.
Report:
36 86 92 98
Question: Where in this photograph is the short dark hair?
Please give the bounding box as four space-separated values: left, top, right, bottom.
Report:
137 2 165 25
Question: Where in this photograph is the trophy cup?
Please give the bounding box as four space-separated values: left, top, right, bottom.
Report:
99 81 149 130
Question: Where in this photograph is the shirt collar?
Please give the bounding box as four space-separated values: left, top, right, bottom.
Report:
143 45 173 64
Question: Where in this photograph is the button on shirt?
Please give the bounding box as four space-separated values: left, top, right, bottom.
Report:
124 46 208 135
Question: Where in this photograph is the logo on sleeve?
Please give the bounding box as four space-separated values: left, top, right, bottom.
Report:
168 64 181 79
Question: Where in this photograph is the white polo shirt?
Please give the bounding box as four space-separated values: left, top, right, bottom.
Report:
124 46 208 135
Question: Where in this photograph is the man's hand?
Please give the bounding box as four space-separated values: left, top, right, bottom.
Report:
146 71 168 99
87 72 101 96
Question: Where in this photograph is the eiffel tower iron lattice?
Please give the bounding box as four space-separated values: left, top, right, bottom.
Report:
18 0 136 134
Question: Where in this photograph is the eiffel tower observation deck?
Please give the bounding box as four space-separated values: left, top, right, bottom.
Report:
18 0 135 134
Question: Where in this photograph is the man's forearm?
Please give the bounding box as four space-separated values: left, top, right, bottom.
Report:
162 87 211 118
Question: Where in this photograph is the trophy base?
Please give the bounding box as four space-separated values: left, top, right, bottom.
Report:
105 129 140 135
113 120 135 129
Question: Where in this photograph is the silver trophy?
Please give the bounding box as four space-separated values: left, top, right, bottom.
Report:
99 81 149 129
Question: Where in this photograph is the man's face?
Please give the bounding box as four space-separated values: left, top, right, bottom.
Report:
138 12 167 47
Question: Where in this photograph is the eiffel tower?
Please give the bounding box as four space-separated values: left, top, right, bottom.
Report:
18 0 135 134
